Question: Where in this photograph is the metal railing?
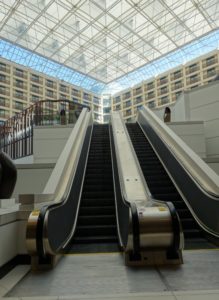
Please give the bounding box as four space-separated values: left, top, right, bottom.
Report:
0 99 89 160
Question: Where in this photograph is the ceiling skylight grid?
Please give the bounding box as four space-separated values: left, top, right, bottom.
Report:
0 0 219 94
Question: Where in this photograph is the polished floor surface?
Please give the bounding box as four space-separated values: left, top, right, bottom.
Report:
3 249 219 300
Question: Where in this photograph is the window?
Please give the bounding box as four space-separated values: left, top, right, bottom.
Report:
125 100 131 108
93 97 100 104
173 70 181 76
46 79 54 88
15 68 23 77
160 96 169 105
15 79 23 88
60 84 68 93
148 101 155 108
0 62 6 71
0 97 6 106
31 74 40 82
15 90 23 98
31 95 39 102
46 89 54 97
31 84 39 93
123 91 131 99
207 67 216 77
147 82 154 90
0 85 6 94
148 91 154 99
103 107 111 114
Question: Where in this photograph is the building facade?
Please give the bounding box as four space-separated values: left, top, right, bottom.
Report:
0 58 105 124
112 50 219 122
1 49 219 124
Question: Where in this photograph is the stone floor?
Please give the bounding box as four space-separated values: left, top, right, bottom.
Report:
1 249 219 300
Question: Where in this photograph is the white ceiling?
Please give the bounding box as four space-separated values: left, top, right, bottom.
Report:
0 0 219 84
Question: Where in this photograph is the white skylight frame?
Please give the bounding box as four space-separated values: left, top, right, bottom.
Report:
0 0 219 94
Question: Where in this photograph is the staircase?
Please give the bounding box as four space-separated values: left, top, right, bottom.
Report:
70 124 118 253
126 123 210 249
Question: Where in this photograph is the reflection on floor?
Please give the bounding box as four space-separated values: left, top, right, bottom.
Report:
3 249 219 300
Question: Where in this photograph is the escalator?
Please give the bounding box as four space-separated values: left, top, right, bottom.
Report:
27 110 184 267
127 123 216 249
67 124 119 253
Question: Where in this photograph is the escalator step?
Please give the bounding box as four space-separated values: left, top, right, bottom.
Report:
80 206 115 216
80 198 115 207
83 184 113 192
177 208 193 218
126 122 206 247
183 229 203 238
73 235 118 244
76 225 117 236
77 215 116 226
181 218 199 229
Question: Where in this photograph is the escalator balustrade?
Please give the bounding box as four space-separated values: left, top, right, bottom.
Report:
68 124 119 253
126 123 214 249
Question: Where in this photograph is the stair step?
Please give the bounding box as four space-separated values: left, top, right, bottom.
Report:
77 215 116 226
76 225 117 236
80 206 115 216
80 198 115 207
73 235 118 244
183 229 203 238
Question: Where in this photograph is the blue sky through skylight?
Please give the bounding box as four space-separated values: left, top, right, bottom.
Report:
0 28 219 95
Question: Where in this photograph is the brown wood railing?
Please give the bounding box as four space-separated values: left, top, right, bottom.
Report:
0 99 90 159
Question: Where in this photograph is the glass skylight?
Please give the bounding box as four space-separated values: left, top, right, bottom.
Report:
0 0 219 94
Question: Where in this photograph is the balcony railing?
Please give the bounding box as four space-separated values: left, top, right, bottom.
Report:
203 70 217 79
0 99 90 160
0 89 10 96
31 77 43 85
187 76 200 85
171 83 183 91
0 110 10 118
203 58 217 68
60 87 69 93
122 93 131 100
0 66 10 73
157 88 168 96
186 66 199 75
157 78 168 86
146 84 155 90
171 72 182 81
72 90 80 97
0 78 10 85
133 88 142 96
46 82 56 89
0 100 10 107
14 93 27 101
13 71 27 79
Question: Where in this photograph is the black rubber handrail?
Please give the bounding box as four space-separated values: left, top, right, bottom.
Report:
36 124 93 258
138 111 219 237
109 125 141 258
0 151 17 199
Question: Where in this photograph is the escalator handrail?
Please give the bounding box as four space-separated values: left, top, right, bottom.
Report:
140 106 219 197
27 109 93 257
109 123 140 256
138 106 219 236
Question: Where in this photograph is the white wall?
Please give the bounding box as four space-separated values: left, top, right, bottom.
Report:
168 121 206 158
204 158 219 175
153 81 219 158
33 125 74 163
13 164 54 201
0 213 18 267
188 83 219 158
14 155 34 164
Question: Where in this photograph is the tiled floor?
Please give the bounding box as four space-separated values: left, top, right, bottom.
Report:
2 250 219 300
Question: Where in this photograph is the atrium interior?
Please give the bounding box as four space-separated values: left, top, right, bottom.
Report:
0 1 219 300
